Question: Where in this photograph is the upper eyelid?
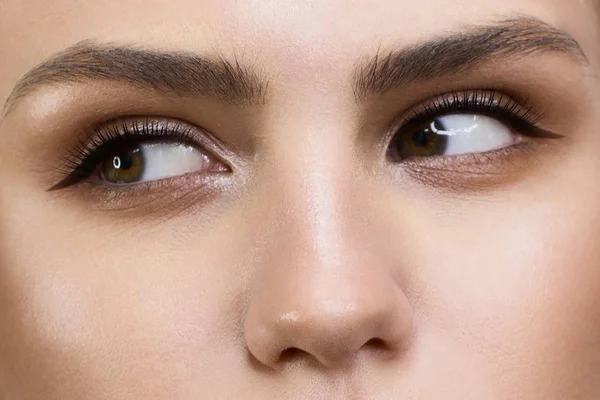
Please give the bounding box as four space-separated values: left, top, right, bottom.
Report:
76 117 226 157
381 89 545 145
403 90 539 122
61 119 198 171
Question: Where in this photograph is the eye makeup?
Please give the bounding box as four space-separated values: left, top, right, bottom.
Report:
383 89 565 191
49 118 231 191
48 88 565 197
387 89 560 155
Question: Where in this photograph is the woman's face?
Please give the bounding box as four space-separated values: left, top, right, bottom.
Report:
1 0 600 398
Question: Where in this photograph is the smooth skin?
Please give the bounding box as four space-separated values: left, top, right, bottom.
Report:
1 0 600 399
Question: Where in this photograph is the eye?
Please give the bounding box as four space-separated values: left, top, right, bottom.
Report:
389 113 519 160
50 119 230 190
101 142 216 184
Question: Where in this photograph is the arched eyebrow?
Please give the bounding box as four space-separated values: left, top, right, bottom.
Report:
2 41 268 116
2 16 589 116
353 16 589 101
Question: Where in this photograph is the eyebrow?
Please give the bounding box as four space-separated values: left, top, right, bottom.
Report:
353 16 588 100
3 42 268 115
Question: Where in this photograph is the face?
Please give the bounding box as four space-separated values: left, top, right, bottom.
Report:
1 0 600 398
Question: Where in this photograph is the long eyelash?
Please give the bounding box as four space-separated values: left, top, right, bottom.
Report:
404 89 555 138
49 119 196 191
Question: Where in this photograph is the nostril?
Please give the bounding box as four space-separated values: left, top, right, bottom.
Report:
278 347 309 363
364 338 391 353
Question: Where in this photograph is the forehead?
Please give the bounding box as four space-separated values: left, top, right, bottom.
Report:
0 0 589 41
0 0 596 104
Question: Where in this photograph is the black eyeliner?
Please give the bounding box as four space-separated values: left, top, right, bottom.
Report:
401 89 562 140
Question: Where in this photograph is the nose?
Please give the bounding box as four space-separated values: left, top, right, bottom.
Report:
242 115 415 370
244 259 414 369
243 189 414 369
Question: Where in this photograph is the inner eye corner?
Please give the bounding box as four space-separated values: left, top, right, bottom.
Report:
213 159 233 173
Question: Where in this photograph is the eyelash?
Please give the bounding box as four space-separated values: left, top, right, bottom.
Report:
50 119 201 190
50 89 556 191
391 89 553 141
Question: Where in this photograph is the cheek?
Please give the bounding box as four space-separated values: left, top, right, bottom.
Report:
410 190 600 396
0 188 245 398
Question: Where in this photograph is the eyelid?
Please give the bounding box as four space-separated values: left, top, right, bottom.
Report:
384 89 559 147
397 90 539 127
88 118 227 159
50 117 232 190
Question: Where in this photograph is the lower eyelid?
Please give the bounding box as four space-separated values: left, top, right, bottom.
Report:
58 171 232 219
397 141 547 192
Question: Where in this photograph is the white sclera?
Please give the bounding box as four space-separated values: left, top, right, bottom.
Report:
432 114 518 155
138 143 210 181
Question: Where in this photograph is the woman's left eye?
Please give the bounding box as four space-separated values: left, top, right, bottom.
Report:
101 142 217 184
389 114 520 160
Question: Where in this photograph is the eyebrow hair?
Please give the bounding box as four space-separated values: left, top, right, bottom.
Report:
3 42 268 115
353 16 588 101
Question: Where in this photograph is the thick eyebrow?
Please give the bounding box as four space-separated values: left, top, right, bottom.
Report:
3 41 268 115
353 16 588 101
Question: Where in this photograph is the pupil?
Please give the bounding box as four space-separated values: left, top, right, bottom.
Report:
412 130 431 148
391 118 448 160
112 151 135 170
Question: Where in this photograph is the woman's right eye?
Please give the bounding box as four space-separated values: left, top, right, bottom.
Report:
50 119 231 190
100 142 222 184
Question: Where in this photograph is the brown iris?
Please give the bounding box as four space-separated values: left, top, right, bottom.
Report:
101 147 145 183
391 118 448 159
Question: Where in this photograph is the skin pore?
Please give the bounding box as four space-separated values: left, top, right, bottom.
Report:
1 0 600 398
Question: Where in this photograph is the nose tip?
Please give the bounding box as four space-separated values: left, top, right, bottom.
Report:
244 280 413 369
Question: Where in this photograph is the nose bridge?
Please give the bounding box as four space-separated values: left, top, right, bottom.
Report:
243 125 413 369
269 116 353 265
